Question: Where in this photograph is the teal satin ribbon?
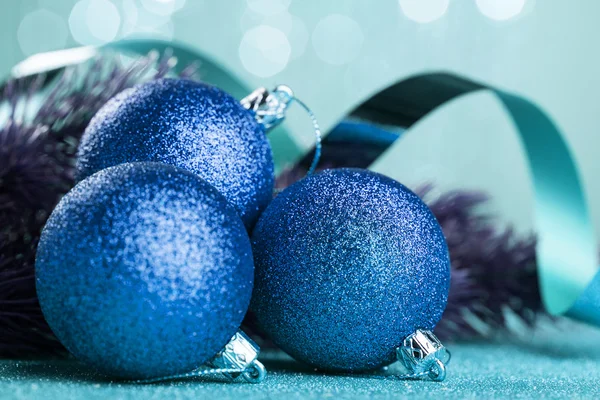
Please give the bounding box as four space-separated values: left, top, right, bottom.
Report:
351 72 598 321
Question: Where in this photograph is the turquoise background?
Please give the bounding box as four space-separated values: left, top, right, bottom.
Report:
3 2 600 398
2 0 600 238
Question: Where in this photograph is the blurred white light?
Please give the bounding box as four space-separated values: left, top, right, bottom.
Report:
87 0 121 42
398 0 449 23
140 0 186 16
239 25 291 77
246 0 290 16
18 9 68 56
70 0 121 45
476 0 526 21
312 14 364 66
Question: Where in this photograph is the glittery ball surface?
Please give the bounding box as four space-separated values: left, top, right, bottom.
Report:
76 78 274 229
36 162 254 380
251 168 450 372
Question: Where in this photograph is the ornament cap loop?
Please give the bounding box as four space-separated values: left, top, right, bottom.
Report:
242 360 267 383
428 359 446 382
241 85 322 176
241 85 294 131
396 329 450 382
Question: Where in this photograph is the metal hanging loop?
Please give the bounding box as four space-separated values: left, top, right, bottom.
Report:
241 85 322 176
396 329 450 382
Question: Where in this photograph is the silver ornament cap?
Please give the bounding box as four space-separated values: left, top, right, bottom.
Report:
208 331 266 383
241 85 294 131
397 329 450 381
240 84 322 176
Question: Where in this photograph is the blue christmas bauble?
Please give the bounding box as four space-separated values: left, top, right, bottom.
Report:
76 78 274 229
36 162 254 379
251 168 450 372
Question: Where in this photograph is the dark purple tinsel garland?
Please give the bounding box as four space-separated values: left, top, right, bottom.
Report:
0 51 198 358
417 185 540 339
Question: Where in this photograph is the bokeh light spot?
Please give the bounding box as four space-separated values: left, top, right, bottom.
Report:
18 9 68 56
312 14 364 66
239 25 291 77
398 0 449 23
70 0 121 45
476 0 526 21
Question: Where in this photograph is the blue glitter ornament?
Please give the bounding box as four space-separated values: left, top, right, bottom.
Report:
76 78 274 229
251 168 451 372
36 162 254 380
